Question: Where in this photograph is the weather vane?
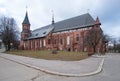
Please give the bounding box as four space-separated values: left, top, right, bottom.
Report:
51 10 54 18
51 10 54 24
26 0 29 11
26 5 28 11
87 9 90 13
26 6 28 9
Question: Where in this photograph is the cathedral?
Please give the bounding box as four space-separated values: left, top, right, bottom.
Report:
19 11 102 52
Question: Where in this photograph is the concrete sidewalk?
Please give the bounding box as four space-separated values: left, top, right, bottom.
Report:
0 51 104 77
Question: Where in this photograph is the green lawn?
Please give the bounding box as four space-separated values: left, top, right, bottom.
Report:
5 50 89 61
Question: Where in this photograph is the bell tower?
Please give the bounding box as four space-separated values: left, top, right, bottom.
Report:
21 11 31 40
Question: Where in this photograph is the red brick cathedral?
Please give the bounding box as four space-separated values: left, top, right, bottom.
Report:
20 11 103 52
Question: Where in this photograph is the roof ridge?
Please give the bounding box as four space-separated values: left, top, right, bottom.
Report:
32 13 95 32
54 13 90 24
32 13 91 31
32 24 51 32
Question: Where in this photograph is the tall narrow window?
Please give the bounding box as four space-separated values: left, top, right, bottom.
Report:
24 43 26 48
67 36 70 45
35 40 37 48
31 41 32 49
39 40 41 47
60 38 63 45
48 39 51 44
43 39 46 46
54 39 56 44
76 34 79 42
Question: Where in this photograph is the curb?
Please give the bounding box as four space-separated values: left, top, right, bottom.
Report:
92 55 106 58
0 55 105 77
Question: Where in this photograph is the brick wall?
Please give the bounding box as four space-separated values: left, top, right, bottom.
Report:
21 25 102 53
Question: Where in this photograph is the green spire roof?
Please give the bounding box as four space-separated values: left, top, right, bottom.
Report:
22 11 30 25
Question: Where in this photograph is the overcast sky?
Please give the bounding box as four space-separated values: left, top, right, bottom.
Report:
0 0 120 38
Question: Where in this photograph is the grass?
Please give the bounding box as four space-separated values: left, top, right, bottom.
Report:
5 50 89 61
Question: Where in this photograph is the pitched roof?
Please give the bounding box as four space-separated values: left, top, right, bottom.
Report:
53 13 95 32
27 13 96 39
22 11 30 25
27 25 54 39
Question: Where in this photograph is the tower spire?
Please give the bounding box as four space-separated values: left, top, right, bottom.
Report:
26 5 27 10
22 11 30 25
87 9 89 13
51 10 54 24
22 4 30 25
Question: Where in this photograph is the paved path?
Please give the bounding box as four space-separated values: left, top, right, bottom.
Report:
1 53 120 81
0 48 107 81
33 53 120 81
0 56 45 81
0 52 104 76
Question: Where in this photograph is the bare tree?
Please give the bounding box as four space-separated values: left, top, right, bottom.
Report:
100 34 109 54
108 37 120 53
85 27 103 53
0 16 20 51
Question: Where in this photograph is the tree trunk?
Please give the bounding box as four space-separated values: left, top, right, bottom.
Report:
5 44 10 51
8 44 11 51
93 46 96 53
5 45 8 51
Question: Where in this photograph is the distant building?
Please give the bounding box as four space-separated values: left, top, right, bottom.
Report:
19 11 102 52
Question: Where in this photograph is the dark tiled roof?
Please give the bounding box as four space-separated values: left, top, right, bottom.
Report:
53 13 95 32
27 25 54 39
28 13 95 39
22 12 30 25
